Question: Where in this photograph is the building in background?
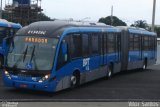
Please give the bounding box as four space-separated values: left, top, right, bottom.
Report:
3 0 43 26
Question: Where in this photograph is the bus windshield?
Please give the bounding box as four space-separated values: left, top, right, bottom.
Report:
7 36 59 71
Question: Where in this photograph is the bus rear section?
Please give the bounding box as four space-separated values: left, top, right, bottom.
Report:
119 27 157 71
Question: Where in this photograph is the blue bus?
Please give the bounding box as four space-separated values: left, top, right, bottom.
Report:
2 20 157 92
0 19 22 67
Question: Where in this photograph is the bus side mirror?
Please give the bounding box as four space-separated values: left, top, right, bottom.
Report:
61 42 68 62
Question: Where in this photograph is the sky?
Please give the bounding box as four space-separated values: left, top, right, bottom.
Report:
41 0 160 26
2 0 160 26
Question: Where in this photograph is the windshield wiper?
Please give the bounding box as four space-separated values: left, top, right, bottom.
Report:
29 45 35 63
23 45 28 62
29 45 38 70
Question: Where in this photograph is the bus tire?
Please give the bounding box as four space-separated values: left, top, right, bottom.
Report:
143 59 147 70
71 71 80 87
0 56 4 69
107 64 113 78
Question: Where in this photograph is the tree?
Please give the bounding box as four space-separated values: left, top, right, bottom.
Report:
131 20 149 30
155 26 160 37
99 16 127 26
37 13 54 21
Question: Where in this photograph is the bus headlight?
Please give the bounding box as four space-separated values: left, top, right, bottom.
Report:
5 70 9 75
4 70 11 79
45 75 49 79
38 74 50 83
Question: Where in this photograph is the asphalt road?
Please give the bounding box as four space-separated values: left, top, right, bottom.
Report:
0 65 160 102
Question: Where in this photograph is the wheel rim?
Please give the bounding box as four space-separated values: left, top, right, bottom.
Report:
71 76 77 85
143 64 146 69
108 67 112 77
108 71 112 77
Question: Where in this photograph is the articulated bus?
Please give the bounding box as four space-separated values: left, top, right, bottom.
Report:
3 20 157 92
0 19 22 67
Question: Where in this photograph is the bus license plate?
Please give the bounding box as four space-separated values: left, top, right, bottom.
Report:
20 84 28 88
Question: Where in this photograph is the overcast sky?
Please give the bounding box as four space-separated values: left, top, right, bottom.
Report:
2 0 160 25
40 0 160 26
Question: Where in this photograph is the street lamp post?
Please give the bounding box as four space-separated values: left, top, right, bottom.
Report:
152 0 156 32
111 5 113 26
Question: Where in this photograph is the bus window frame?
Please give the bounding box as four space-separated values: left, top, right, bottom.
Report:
82 33 90 58
107 32 117 54
143 35 149 51
66 33 83 61
90 33 100 56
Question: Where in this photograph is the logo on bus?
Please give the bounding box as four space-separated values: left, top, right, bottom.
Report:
25 63 33 70
28 30 47 35
83 58 90 71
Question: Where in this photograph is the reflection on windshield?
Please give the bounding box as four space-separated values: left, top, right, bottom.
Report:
7 36 59 71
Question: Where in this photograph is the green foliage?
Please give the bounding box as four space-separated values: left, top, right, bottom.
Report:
131 20 149 30
155 26 160 37
37 13 54 21
131 20 160 37
99 16 127 26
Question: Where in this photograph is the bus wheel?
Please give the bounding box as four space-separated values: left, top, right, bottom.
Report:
107 65 113 78
71 72 80 87
0 56 4 69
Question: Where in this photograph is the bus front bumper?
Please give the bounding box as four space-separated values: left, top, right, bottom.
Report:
3 74 57 92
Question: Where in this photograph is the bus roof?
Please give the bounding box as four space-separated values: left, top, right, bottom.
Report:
0 19 9 27
9 22 22 29
16 20 114 37
118 26 157 36
128 28 156 36
0 19 22 28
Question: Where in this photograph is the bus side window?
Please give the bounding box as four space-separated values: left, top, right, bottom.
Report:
115 33 118 52
70 34 82 59
143 36 149 51
82 34 89 57
134 34 140 51
129 34 134 51
91 33 99 55
107 33 115 53
104 33 107 54
150 37 155 51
